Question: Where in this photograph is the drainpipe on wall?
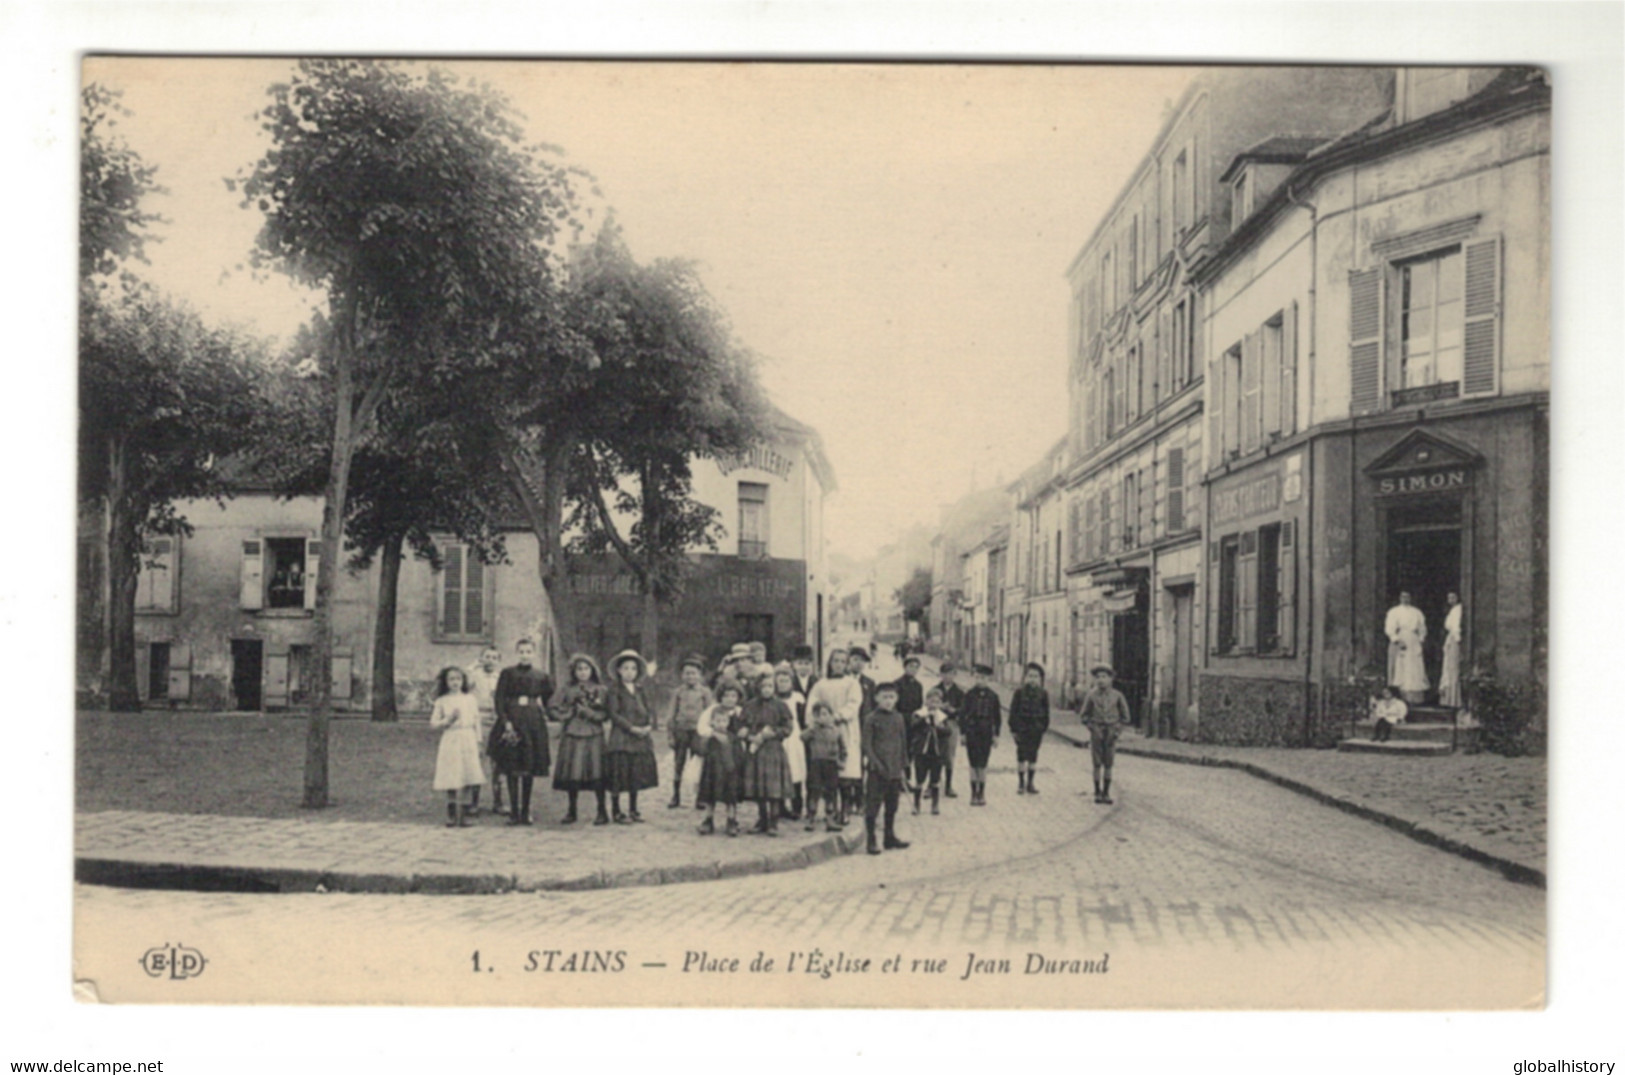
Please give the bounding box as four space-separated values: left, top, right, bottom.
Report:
1287 178 1320 744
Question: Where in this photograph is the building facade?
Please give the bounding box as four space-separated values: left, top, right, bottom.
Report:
88 409 835 711
1192 67 1549 745
1061 66 1397 734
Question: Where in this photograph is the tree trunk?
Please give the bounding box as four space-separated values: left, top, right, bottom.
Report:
370 530 403 722
641 588 660 670
499 430 579 669
105 437 142 712
304 294 360 809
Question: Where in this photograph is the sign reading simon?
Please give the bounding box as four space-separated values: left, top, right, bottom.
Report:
715 444 795 479
1375 469 1469 496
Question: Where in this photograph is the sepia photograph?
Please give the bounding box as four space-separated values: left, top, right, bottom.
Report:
65 51 1557 1012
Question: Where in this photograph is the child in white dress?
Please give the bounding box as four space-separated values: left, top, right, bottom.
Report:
431 666 486 827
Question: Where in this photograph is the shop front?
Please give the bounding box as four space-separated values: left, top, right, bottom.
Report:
1199 449 1312 745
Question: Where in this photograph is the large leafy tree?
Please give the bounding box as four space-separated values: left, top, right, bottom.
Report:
500 223 771 667
79 286 270 710
237 60 581 806
79 84 267 710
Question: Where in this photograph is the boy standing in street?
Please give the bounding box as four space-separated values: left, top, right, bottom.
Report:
1079 664 1130 804
861 681 911 855
959 664 1003 806
936 661 966 798
894 654 924 726
666 655 715 809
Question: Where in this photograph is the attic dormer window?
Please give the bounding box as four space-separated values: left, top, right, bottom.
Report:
1231 168 1253 226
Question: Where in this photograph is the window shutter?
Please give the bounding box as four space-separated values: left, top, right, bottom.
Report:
1278 520 1297 654
1241 331 1262 454
1238 530 1258 649
240 540 264 610
441 544 464 636
265 650 290 707
1207 542 1221 655
1283 300 1299 435
1461 236 1502 398
1157 307 1172 400
136 643 151 700
1141 335 1156 415
1101 487 1113 557
1223 348 1241 457
167 642 192 701
1349 268 1384 414
1262 320 1282 440
303 539 320 611
331 648 353 700
1084 494 1096 560
465 554 486 637
1207 349 1224 465
1167 448 1186 532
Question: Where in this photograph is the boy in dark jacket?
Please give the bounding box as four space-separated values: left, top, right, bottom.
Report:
936 661 966 798
1008 662 1051 795
959 664 1003 806
861 682 911 855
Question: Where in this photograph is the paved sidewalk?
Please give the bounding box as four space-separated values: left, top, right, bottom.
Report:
1045 722 1545 886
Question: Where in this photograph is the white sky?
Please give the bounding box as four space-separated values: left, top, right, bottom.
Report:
88 58 1195 561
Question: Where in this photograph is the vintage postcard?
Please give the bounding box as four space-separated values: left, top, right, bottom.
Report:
73 55 1548 1009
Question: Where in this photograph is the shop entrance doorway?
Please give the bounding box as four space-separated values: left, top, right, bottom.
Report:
1385 499 1462 702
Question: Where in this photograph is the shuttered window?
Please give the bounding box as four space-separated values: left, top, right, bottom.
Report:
1166 448 1186 533
1277 520 1297 654
135 537 178 613
1281 301 1299 435
1240 331 1262 455
1084 494 1097 561
1216 536 1239 653
436 543 490 642
1237 529 1258 652
1222 344 1242 458
1261 316 1283 441
1349 267 1384 414
1461 236 1502 397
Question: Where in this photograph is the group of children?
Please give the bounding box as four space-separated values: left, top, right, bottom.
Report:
429 638 1133 844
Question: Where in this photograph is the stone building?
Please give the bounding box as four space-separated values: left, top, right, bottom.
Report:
1190 67 1549 745
1061 66 1397 735
85 407 834 711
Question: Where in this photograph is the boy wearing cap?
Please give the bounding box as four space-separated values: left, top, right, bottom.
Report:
861 681 911 855
843 646 878 820
959 664 1003 805
666 655 715 809
1079 665 1131 804
894 654 925 724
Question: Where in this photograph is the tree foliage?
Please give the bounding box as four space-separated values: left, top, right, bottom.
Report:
80 84 165 280
238 59 585 804
896 566 934 626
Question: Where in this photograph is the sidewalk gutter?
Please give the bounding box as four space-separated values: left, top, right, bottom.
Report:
75 830 866 896
1046 726 1545 889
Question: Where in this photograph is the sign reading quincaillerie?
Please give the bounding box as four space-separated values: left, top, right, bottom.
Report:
715 444 795 479
1211 472 1282 526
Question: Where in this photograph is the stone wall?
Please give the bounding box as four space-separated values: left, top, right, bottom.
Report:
1197 673 1322 746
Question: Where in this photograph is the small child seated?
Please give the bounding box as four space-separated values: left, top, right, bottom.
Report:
1371 684 1408 742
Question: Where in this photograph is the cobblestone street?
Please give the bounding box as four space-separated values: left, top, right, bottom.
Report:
75 734 1543 1007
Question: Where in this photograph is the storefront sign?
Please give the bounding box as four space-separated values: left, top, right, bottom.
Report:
716 444 795 479
1211 472 1282 526
1375 469 1468 496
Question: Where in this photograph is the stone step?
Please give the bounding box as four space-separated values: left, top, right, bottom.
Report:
1349 720 1462 744
1336 737 1453 756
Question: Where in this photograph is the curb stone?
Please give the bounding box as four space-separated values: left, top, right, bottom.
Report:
1046 726 1545 889
75 831 857 896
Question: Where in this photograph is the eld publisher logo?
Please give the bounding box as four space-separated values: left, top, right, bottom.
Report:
139 944 207 980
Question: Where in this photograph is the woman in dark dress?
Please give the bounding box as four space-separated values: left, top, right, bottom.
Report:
959 663 1004 807
1008 662 1051 796
490 638 554 826
552 653 609 825
604 650 659 824
740 669 795 836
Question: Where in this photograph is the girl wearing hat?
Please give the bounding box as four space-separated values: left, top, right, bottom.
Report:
552 654 610 825
741 668 794 835
605 650 660 824
1008 662 1051 795
696 680 747 836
